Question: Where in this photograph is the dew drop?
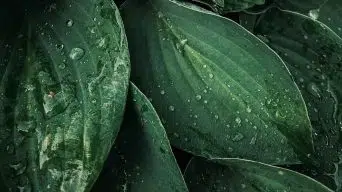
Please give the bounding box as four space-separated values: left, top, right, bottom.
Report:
160 90 165 95
66 19 74 27
307 82 321 98
169 105 175 111
209 73 214 79
308 9 320 20
204 100 208 104
246 106 252 113
58 63 66 69
278 170 284 175
180 39 188 46
235 117 241 124
232 133 244 142
56 44 64 50
195 95 202 101
250 135 257 145
69 48 85 60
214 114 219 119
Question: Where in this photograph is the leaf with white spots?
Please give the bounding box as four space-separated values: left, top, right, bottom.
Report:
0 0 130 191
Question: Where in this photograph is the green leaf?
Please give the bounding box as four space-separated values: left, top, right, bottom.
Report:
184 157 334 192
122 0 314 164
275 0 342 39
0 1 130 191
192 0 265 14
275 0 325 13
309 0 342 39
92 83 189 192
252 7 342 189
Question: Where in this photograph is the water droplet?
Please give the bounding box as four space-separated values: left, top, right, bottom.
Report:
214 115 219 119
250 135 257 145
195 95 202 101
304 35 308 40
56 44 64 50
209 73 214 79
232 133 244 142
58 63 66 69
307 82 321 98
204 100 208 104
180 39 188 46
169 105 175 111
241 184 246 189
160 90 165 95
308 9 320 20
278 170 284 175
246 106 252 113
97 37 106 48
66 19 74 27
203 65 207 68
69 47 85 60
235 117 241 124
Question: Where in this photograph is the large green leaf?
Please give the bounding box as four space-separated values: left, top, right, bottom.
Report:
0 1 130 191
122 0 314 164
184 157 334 192
190 0 265 14
252 7 342 189
92 83 189 192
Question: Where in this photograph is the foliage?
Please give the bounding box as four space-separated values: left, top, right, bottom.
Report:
0 0 341 191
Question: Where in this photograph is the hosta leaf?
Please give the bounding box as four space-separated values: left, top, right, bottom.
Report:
252 7 342 188
184 157 334 192
191 0 265 14
92 83 189 192
275 0 326 13
278 0 342 40
122 0 314 164
0 1 130 191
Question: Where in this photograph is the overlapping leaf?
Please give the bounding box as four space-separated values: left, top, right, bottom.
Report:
275 0 326 13
184 157 334 192
190 0 265 14
275 0 342 39
92 83 189 192
122 0 314 164
0 0 130 191
252 7 342 189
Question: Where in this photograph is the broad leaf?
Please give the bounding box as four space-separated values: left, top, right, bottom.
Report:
122 0 314 164
184 157 334 192
277 0 342 39
0 1 130 191
275 0 326 13
190 0 265 14
92 83 189 192
252 7 342 189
